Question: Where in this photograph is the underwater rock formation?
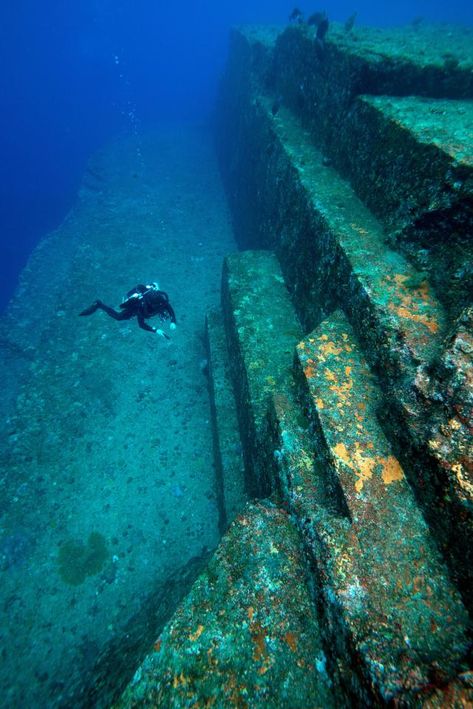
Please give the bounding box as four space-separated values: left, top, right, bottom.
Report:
118 21 473 707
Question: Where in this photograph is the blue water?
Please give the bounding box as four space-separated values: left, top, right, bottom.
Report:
0 2 472 706
1 0 472 311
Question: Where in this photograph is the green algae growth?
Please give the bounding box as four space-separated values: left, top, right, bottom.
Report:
57 532 108 586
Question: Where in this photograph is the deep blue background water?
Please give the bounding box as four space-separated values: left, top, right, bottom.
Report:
1 0 472 311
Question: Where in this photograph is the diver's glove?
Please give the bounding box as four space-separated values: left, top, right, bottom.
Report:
154 328 170 340
170 323 176 331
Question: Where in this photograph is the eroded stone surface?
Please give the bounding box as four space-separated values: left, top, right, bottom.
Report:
332 95 473 318
216 24 473 618
206 308 247 531
221 250 303 495
116 502 335 708
295 311 469 695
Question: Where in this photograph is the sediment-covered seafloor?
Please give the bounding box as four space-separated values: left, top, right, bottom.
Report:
0 128 235 707
118 22 473 707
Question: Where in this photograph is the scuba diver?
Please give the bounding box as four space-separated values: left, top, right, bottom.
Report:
79 282 176 338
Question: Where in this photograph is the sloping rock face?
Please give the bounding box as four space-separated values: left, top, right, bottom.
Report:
216 22 473 618
116 502 336 708
118 21 472 707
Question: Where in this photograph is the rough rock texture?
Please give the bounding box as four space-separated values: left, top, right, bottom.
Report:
271 23 473 150
118 22 472 707
205 308 247 532
216 23 473 615
268 24 473 323
116 502 336 708
332 95 473 319
221 250 303 496
294 310 469 700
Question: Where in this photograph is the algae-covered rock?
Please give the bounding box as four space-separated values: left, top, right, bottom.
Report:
331 94 473 319
205 307 247 531
221 251 303 496
116 502 336 708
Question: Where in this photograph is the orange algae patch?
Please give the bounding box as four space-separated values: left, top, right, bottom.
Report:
333 442 350 464
258 664 271 676
333 442 403 493
304 365 315 379
379 455 404 484
324 369 338 383
173 672 189 688
316 398 325 409
452 463 473 497
330 378 353 405
321 366 354 408
319 340 343 357
189 624 205 642
284 631 298 652
352 448 377 492
387 275 440 334
252 629 268 662
395 305 439 334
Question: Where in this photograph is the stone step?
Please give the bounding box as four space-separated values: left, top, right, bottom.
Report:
425 305 473 611
116 502 337 708
259 95 447 384
295 309 470 698
265 311 470 702
272 23 473 152
330 94 473 319
221 250 303 495
219 26 472 322
205 307 247 532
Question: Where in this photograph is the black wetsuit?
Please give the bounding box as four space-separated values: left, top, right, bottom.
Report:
80 284 176 334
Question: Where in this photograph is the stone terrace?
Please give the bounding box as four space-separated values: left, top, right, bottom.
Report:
118 21 473 707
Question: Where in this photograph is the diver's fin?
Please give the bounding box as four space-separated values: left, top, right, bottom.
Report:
79 301 100 316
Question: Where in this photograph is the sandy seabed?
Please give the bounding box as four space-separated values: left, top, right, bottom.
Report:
0 125 236 707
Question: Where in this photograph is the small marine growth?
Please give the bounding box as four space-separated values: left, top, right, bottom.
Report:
57 532 109 586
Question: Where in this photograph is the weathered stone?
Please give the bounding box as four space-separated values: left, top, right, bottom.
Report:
221 250 303 495
216 47 473 614
205 308 247 532
272 23 473 153
116 502 336 709
332 95 473 319
417 305 473 607
227 93 446 396
217 26 282 245
430 306 473 502
263 311 470 702
421 670 473 707
296 311 470 686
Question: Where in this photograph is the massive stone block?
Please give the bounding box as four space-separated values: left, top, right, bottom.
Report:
221 250 303 496
215 25 473 614
205 308 247 531
222 93 447 409
116 502 336 708
263 311 470 703
272 23 473 152
330 95 473 319
218 25 473 321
